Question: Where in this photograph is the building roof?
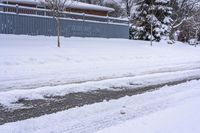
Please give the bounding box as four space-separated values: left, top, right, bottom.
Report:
1 0 114 12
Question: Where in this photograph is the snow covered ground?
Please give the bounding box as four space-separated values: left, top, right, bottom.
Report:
1 68 200 108
1 34 200 132
1 34 200 106
1 34 200 91
0 80 200 133
96 88 200 133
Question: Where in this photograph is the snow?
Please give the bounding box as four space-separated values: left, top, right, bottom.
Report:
64 1 114 12
103 0 122 4
1 0 114 12
1 34 200 90
96 93 200 133
1 68 200 108
155 0 170 4
1 34 200 107
0 34 200 132
0 79 200 133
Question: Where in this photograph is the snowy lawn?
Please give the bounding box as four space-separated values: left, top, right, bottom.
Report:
1 34 200 91
0 80 200 133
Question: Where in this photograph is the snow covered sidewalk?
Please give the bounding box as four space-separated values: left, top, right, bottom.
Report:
0 80 200 133
1 35 200 91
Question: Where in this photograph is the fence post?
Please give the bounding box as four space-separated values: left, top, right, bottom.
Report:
44 6 46 16
0 4 3 12
36 5 37 15
83 13 85 21
16 4 19 14
107 15 109 24
83 13 85 37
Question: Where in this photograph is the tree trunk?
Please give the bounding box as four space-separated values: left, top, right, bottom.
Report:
126 1 130 18
195 29 198 40
150 23 153 46
56 17 60 48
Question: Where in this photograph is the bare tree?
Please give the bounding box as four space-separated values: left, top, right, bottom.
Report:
105 0 136 19
170 0 200 41
171 0 200 29
122 0 135 18
104 2 125 17
184 10 200 43
45 0 69 47
80 0 103 5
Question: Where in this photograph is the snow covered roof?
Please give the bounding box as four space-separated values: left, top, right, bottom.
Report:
1 0 39 5
1 0 114 12
65 1 114 12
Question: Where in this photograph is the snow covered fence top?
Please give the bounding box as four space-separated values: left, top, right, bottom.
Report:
1 0 114 12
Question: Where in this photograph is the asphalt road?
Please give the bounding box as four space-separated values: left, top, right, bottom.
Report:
0 76 200 125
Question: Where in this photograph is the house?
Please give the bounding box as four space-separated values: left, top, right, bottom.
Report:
0 0 114 16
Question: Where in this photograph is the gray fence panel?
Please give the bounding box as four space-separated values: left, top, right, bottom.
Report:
0 12 129 39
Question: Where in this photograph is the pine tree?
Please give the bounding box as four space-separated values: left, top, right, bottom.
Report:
130 0 173 41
